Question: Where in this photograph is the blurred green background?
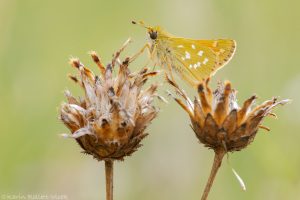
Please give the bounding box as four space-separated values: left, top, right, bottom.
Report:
1 0 299 199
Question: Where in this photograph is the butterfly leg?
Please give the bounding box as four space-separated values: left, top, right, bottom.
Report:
166 62 176 83
130 43 152 63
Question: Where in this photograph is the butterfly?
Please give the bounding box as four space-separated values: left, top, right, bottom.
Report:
132 21 236 87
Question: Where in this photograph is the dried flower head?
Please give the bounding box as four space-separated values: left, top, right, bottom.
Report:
59 41 160 161
167 76 290 200
168 77 289 153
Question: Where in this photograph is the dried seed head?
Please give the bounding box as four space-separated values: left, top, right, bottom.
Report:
60 43 159 161
168 77 290 153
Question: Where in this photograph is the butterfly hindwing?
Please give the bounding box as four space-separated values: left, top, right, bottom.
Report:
197 39 236 71
167 37 236 86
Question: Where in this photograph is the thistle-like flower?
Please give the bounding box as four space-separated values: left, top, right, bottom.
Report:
167 77 289 200
59 40 160 200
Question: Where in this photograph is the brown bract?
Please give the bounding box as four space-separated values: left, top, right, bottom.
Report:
167 77 289 153
60 44 159 161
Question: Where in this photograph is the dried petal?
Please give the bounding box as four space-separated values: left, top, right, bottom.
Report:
202 114 218 147
237 95 256 125
214 82 231 126
198 83 211 115
222 109 237 135
193 98 205 128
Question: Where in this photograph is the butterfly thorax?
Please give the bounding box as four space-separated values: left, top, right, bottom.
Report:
148 27 176 65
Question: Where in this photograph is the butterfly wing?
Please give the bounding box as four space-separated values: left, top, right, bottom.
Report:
168 38 236 86
197 39 236 71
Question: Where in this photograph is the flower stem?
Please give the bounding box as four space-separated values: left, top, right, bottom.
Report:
201 150 225 200
105 160 114 200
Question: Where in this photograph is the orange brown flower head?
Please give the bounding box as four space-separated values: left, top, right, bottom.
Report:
167 77 289 153
59 43 160 161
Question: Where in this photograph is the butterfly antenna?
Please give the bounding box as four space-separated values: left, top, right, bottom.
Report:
131 20 151 29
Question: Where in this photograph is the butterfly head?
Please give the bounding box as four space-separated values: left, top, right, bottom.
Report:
148 28 158 40
132 20 162 41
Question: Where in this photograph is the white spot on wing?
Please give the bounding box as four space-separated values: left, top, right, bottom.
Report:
193 64 197 68
191 44 196 49
197 51 204 57
189 64 193 68
185 51 191 59
181 57 185 61
203 58 209 65
197 62 201 67
177 45 184 48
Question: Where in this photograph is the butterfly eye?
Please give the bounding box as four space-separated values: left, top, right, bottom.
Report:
149 31 158 40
